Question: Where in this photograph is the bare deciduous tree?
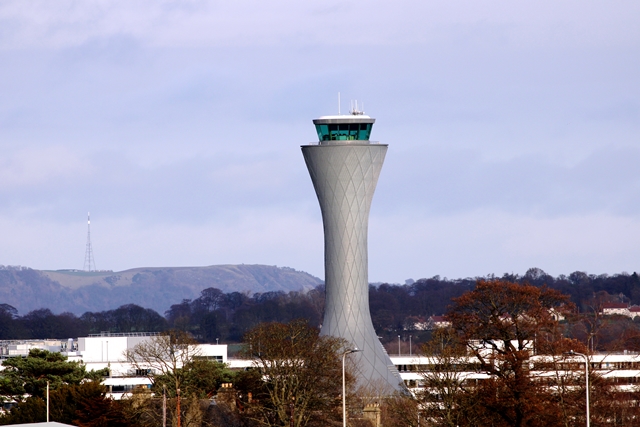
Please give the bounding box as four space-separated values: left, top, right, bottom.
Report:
415 327 481 427
241 319 351 427
125 330 203 427
126 330 201 394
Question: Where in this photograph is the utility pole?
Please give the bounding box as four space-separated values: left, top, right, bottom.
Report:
409 335 412 356
176 388 181 427
162 385 167 427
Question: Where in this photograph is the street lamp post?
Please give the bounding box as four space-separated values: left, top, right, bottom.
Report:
398 335 401 356
409 335 412 356
565 350 590 427
342 348 361 427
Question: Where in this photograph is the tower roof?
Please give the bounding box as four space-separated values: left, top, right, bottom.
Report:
313 114 375 125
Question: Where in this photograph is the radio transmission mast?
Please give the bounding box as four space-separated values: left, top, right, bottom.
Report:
83 212 96 272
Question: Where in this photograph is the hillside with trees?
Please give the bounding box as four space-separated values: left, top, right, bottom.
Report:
2 268 640 352
0 264 322 315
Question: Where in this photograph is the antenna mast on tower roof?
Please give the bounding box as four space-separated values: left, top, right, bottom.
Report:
83 212 96 272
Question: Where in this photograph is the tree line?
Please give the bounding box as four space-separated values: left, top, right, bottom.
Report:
4 278 640 426
1 268 639 348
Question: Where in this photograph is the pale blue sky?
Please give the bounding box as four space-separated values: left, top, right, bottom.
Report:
0 1 639 282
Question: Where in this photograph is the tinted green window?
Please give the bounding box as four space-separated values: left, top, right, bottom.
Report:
315 124 330 141
358 123 372 140
315 123 373 141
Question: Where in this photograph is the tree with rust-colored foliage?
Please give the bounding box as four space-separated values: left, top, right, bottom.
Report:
446 280 575 427
397 280 640 427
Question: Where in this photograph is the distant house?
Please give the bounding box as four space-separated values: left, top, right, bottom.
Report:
427 315 451 330
468 339 534 357
548 307 566 322
402 315 451 331
602 302 631 317
629 306 640 319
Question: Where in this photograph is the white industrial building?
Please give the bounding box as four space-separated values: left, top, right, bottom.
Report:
3 334 640 400
390 352 640 392
0 333 228 399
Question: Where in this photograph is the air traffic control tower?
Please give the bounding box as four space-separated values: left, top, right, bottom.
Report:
302 109 404 392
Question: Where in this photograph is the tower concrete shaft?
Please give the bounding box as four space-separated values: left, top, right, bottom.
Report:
302 114 404 392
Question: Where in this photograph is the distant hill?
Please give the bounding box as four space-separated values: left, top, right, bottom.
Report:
0 265 323 316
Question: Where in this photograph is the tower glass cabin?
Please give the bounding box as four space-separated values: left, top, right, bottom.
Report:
301 111 404 392
313 115 375 142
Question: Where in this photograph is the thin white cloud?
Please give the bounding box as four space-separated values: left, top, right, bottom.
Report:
0 1 638 49
0 208 325 275
0 0 638 282
0 146 89 189
369 210 640 283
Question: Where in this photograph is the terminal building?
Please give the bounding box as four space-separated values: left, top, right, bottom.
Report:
391 353 640 393
2 334 640 399
0 333 227 399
